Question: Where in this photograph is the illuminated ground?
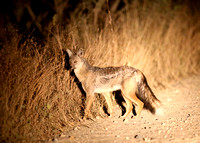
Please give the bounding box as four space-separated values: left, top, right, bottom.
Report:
54 75 200 143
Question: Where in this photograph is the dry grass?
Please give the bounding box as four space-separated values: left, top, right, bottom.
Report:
1 1 200 142
0 27 84 142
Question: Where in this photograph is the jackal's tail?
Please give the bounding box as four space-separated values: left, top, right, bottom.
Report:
137 75 163 116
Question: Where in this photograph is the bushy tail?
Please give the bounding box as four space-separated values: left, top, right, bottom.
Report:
137 76 163 116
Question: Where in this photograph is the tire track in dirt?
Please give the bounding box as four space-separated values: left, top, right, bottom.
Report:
52 75 200 143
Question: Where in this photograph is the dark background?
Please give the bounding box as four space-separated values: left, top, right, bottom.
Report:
1 0 200 37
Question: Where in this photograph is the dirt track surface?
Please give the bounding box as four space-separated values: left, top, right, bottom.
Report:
53 75 200 143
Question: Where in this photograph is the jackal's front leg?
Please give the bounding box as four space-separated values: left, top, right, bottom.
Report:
102 92 113 118
83 95 94 120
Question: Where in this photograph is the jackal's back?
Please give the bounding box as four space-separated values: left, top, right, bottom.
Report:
92 66 137 93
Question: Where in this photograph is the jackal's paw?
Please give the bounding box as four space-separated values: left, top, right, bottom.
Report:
83 114 89 121
82 116 87 121
131 115 140 120
118 115 123 119
108 114 113 119
119 115 126 119
83 115 95 121
131 115 138 119
119 115 128 122
123 118 129 122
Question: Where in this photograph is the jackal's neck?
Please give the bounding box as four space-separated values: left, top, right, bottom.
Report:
74 58 92 82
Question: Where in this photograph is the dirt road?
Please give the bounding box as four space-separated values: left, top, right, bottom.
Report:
54 75 200 143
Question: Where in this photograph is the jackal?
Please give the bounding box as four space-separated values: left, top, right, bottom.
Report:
66 49 162 120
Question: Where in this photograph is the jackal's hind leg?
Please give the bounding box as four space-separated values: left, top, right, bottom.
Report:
128 94 144 118
121 78 144 118
102 92 113 118
83 95 94 120
121 96 133 120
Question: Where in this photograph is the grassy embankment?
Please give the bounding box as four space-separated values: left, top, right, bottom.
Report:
1 1 200 142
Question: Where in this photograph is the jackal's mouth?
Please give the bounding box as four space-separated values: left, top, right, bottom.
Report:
68 60 75 69
69 63 76 69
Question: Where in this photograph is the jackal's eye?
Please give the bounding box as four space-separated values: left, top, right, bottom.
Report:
73 61 77 64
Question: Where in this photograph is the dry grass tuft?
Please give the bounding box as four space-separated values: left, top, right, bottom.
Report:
0 27 83 142
1 1 200 142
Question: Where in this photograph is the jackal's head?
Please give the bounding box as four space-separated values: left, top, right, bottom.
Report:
66 49 85 70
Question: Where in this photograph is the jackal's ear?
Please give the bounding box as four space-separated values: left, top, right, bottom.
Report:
66 49 73 57
77 49 84 57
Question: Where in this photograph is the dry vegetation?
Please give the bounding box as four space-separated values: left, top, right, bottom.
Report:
0 0 200 142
